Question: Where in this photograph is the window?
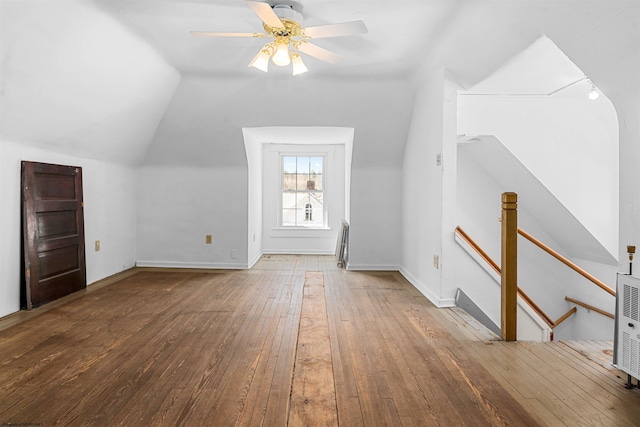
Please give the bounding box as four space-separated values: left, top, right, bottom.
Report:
281 155 325 227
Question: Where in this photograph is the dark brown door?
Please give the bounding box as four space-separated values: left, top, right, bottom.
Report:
22 161 86 309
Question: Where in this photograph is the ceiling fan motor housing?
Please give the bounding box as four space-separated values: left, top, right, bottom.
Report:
272 4 303 24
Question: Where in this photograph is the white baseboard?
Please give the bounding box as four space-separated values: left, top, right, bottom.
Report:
136 260 248 270
346 264 399 271
262 249 335 255
398 266 455 308
247 252 262 269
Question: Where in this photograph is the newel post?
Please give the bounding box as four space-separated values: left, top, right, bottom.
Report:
501 192 518 341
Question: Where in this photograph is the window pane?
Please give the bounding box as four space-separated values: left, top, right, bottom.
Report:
283 157 296 191
297 173 311 191
309 173 322 191
310 207 324 226
294 157 306 190
308 192 323 226
296 157 310 173
310 157 323 190
310 157 323 174
283 157 297 173
283 173 296 191
282 208 297 226
283 192 297 210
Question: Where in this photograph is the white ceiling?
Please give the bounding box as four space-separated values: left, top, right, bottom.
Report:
102 0 637 85
105 1 456 78
1 1 638 167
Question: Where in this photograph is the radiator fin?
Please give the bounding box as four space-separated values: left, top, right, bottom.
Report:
624 284 631 318
633 286 640 321
623 332 630 369
632 337 640 375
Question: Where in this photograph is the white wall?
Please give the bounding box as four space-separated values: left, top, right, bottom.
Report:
562 258 617 340
243 134 263 268
145 73 412 270
348 165 402 270
400 68 444 300
399 68 460 305
440 76 461 305
136 165 248 269
613 69 640 277
0 140 138 318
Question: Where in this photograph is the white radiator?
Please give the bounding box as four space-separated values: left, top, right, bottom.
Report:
615 274 640 379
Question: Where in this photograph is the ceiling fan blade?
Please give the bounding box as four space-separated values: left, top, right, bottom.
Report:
304 21 367 39
246 1 284 29
191 31 265 37
297 42 342 64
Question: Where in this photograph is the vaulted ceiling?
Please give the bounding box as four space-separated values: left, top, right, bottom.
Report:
1 1 638 168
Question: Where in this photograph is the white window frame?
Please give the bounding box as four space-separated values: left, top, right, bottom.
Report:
278 152 328 229
271 144 335 231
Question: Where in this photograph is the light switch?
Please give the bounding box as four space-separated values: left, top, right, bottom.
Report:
206 234 212 244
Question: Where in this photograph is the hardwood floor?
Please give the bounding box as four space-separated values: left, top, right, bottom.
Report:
0 255 638 426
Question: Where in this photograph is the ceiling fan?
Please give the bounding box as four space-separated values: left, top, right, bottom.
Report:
191 1 368 75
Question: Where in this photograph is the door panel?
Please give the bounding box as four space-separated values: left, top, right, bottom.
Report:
22 161 86 309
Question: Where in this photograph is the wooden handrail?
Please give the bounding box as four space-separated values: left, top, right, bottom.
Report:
553 307 577 327
455 226 556 329
517 227 616 297
455 226 582 332
565 296 615 319
516 290 555 328
455 226 500 274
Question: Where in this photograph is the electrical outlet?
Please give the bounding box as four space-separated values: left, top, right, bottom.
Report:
433 255 439 269
205 234 212 244
95 240 100 251
231 249 238 259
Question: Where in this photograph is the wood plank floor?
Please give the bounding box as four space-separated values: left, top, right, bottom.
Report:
1 255 639 426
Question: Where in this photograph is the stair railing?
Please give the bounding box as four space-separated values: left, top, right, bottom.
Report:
564 296 615 319
455 226 576 331
517 227 616 297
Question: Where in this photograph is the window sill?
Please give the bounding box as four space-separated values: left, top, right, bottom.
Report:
271 227 334 238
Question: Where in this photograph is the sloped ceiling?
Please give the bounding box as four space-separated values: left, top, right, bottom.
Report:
0 0 181 165
142 74 414 167
1 1 638 168
466 36 587 96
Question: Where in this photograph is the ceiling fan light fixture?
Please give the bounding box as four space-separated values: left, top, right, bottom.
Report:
249 47 271 72
194 1 369 75
272 41 291 66
291 53 308 76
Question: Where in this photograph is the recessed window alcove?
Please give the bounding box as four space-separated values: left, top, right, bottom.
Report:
243 127 354 266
